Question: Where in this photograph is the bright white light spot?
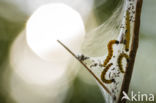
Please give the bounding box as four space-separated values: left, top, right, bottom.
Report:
26 3 85 61
10 3 85 85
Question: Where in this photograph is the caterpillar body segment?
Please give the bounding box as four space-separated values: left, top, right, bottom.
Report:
103 40 119 67
101 63 115 84
117 53 129 73
125 10 130 52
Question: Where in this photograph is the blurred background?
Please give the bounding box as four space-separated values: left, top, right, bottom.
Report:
0 0 156 103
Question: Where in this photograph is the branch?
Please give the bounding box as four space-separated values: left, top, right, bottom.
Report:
117 0 143 102
57 40 112 95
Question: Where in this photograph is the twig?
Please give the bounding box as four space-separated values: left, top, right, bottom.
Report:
117 0 143 103
57 40 112 95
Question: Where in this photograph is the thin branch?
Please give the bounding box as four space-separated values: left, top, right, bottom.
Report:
117 0 143 103
57 40 112 95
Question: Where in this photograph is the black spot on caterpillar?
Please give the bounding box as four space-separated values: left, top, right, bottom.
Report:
117 53 129 73
101 63 115 84
103 40 119 67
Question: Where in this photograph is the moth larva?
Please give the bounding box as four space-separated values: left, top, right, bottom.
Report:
125 10 130 52
117 53 129 73
103 40 119 66
101 63 115 84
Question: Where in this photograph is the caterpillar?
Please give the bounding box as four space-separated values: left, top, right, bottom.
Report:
117 53 129 73
103 40 119 67
124 10 130 52
101 63 115 84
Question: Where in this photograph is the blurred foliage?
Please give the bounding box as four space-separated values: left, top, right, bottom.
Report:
65 77 105 103
0 16 25 103
94 0 122 25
